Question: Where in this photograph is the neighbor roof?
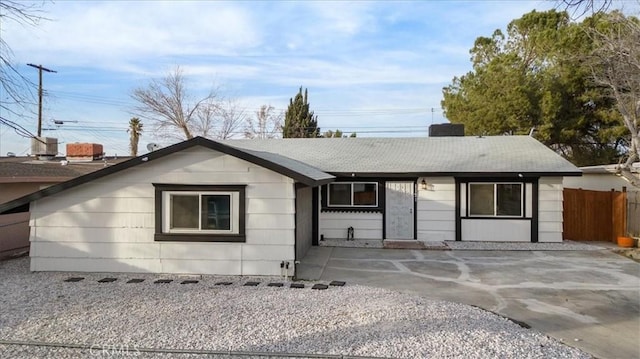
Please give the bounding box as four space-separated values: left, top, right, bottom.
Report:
0 157 130 183
579 162 640 175
0 137 334 214
223 136 581 177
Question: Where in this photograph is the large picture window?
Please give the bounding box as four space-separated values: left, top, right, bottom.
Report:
469 183 522 217
328 182 378 207
154 184 245 242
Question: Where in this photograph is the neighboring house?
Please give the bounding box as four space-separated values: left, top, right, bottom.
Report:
563 163 640 192
0 135 580 276
0 154 130 258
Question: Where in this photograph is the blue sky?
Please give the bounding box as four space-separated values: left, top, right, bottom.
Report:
0 0 569 156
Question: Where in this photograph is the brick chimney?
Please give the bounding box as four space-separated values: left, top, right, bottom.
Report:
66 143 103 162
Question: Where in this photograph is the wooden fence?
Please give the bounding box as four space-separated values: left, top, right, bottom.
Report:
563 188 627 242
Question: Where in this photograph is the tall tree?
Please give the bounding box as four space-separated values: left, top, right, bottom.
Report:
283 87 319 138
244 105 283 139
441 10 627 166
127 117 143 156
131 66 224 141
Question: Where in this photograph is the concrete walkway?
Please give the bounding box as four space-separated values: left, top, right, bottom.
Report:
297 246 640 359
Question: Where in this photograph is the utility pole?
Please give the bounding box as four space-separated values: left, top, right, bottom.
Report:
27 64 57 137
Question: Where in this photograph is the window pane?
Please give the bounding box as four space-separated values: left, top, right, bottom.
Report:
201 195 231 230
353 183 377 205
497 184 522 216
170 195 199 229
329 183 351 206
469 184 494 216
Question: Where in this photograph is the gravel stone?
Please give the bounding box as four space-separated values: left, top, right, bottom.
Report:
320 239 384 248
445 240 607 251
0 257 590 359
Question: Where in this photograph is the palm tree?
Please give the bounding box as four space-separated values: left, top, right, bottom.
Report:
127 117 143 156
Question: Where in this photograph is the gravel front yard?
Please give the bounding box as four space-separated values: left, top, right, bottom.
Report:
0 257 589 359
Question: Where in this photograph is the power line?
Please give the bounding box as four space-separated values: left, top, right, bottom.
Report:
46 90 444 116
26 64 57 137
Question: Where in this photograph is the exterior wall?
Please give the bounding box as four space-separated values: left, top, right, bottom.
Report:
0 182 58 259
28 147 296 276
415 176 563 243
459 181 534 242
539 177 563 243
416 177 456 242
461 220 531 242
295 186 313 260
0 182 57 204
319 212 383 239
0 212 30 258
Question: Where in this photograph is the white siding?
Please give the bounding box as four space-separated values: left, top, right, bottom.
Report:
319 212 383 239
29 147 296 276
539 177 563 243
461 220 531 242
295 187 313 260
416 177 456 242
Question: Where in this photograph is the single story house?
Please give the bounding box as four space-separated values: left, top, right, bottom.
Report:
0 135 580 276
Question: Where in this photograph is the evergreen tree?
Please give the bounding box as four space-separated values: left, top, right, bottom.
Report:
322 129 357 138
441 10 627 166
283 87 319 138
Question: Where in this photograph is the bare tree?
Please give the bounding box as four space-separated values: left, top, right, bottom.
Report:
559 0 612 15
214 99 247 139
190 102 218 139
0 1 49 117
191 99 246 140
244 105 283 139
131 66 221 141
588 13 640 186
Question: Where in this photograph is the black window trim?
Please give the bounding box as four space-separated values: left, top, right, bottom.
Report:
467 182 524 218
327 181 379 208
153 184 246 242
321 180 384 213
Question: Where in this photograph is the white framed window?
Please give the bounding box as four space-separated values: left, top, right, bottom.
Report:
328 182 378 207
468 183 523 217
153 184 246 242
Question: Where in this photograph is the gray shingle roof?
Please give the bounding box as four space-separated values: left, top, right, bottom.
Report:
239 148 335 183
223 136 580 175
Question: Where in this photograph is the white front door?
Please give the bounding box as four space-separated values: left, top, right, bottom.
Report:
385 181 415 239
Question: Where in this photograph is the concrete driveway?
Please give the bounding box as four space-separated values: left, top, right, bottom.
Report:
297 247 640 359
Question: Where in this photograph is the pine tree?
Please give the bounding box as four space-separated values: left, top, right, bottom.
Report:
283 87 319 138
